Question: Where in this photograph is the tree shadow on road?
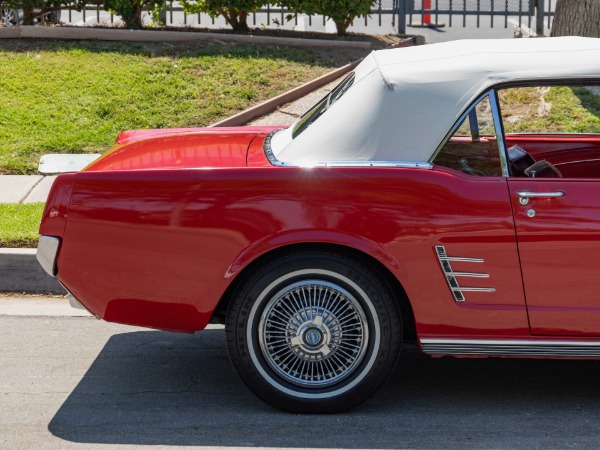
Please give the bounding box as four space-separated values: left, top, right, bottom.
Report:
49 328 600 448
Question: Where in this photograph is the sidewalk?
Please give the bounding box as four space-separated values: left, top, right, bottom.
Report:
0 175 57 204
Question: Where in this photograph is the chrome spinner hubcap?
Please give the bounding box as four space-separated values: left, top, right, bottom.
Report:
259 280 369 388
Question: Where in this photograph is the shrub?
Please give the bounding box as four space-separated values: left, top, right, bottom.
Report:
100 0 166 28
181 0 267 31
280 0 375 35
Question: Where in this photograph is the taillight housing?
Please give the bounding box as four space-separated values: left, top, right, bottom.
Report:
39 173 76 238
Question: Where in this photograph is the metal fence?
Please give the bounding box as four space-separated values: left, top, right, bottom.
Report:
1 0 553 35
400 0 554 34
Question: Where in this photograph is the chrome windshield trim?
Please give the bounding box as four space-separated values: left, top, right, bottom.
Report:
421 338 600 357
36 235 60 277
489 90 510 177
263 132 432 169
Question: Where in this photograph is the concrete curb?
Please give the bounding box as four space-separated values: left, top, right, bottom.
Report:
0 25 373 50
0 249 65 294
211 59 362 127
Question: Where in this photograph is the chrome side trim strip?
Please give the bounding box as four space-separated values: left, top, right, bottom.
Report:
421 338 600 357
451 287 496 293
439 256 484 263
447 272 489 278
263 130 433 169
36 235 60 277
435 245 495 302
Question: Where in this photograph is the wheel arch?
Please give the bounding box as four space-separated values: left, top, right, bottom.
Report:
210 242 417 343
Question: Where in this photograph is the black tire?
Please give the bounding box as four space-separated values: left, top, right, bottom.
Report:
226 251 402 413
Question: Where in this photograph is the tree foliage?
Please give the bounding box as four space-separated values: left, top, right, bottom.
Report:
551 0 600 37
181 0 267 31
101 0 166 28
279 0 374 35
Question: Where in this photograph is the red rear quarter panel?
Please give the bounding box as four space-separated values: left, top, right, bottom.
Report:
86 127 280 172
57 166 527 336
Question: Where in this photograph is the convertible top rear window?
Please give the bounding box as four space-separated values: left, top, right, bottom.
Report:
291 73 355 139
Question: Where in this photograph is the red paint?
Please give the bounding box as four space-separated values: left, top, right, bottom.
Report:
39 127 600 351
51 129 530 337
508 177 600 336
39 173 76 238
87 127 276 172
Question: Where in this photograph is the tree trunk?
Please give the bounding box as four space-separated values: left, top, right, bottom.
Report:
551 0 600 37
124 6 144 28
334 19 349 36
223 7 250 31
21 6 36 25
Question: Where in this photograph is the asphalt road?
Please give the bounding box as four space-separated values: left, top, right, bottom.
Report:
3 310 600 449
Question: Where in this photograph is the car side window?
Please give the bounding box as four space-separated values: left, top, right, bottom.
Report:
433 95 503 177
497 84 600 178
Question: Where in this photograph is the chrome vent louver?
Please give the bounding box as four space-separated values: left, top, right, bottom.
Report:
435 245 495 302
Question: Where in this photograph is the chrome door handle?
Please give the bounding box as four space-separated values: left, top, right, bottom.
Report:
516 191 565 206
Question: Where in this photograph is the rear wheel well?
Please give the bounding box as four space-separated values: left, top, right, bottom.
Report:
209 243 417 343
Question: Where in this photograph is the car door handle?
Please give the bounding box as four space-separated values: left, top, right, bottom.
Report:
516 191 565 206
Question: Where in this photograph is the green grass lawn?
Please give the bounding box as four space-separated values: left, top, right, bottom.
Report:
0 203 45 248
0 40 345 174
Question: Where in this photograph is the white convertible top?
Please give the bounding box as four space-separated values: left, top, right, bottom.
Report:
270 37 600 164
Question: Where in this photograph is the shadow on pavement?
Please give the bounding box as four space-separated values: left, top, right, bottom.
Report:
49 328 600 448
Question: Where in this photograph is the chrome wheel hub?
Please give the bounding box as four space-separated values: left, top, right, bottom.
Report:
259 280 369 388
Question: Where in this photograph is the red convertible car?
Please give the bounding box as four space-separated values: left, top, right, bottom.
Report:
38 37 600 413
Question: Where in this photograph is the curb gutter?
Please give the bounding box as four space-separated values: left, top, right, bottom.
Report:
0 25 372 50
0 249 64 294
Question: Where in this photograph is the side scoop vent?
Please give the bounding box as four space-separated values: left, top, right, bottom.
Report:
434 245 495 302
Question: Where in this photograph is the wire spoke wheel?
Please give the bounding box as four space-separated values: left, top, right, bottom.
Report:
226 252 402 413
259 280 369 388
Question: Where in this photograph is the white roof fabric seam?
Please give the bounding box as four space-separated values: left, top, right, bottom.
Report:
371 51 394 92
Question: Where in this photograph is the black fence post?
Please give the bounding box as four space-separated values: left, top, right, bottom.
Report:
535 0 545 36
397 0 406 34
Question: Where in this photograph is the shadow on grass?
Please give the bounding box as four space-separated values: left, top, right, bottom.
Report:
0 38 361 67
574 86 600 128
49 328 600 448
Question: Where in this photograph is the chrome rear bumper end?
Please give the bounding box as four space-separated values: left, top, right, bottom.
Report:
36 235 60 277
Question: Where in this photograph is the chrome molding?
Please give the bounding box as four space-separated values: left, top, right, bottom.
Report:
489 90 510 177
421 338 600 357
435 245 495 302
36 235 60 277
263 130 433 169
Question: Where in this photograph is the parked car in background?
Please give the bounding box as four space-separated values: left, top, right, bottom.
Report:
38 37 600 413
1 7 60 25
